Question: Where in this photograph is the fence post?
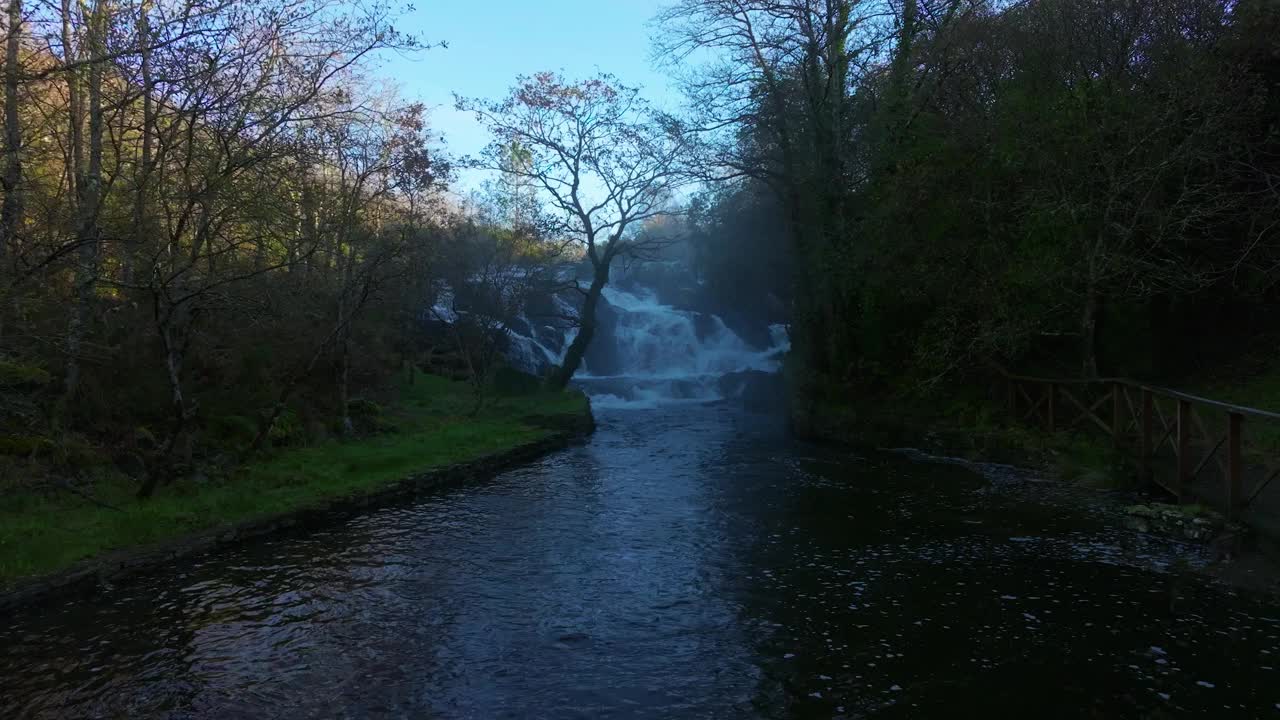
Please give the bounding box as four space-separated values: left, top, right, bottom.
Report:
1112 383 1124 446
1140 389 1153 484
1046 383 1056 433
1227 412 1243 521
1177 399 1192 503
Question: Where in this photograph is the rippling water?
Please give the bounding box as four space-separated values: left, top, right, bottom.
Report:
3 405 1279 718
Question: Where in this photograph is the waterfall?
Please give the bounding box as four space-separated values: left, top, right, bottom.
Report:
506 283 789 410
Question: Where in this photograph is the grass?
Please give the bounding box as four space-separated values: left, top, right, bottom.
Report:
1192 368 1280 456
800 373 1139 488
799 358 1280 502
0 375 590 587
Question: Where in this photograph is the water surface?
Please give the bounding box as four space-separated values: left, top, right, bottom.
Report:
2 405 1277 718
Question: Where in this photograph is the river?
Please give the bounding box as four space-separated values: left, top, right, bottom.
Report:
3 403 1279 718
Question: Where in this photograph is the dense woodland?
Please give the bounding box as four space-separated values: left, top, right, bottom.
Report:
2 0 1280 495
669 0 1280 401
0 0 540 493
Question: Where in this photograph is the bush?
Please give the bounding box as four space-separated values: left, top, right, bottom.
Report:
492 366 541 396
347 399 398 435
346 398 383 418
207 415 257 446
54 437 108 468
0 360 52 388
0 434 106 467
0 435 55 457
268 408 303 446
133 426 158 450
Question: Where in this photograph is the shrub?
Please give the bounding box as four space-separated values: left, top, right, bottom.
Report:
268 408 303 446
492 366 541 396
55 437 108 468
207 415 257 446
0 360 52 388
0 435 55 457
346 398 383 418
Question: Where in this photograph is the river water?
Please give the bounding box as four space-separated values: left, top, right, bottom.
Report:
2 404 1279 718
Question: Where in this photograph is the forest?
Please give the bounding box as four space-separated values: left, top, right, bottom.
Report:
0 0 541 500
673 0 1280 410
2 0 1279 506
6 2 1280 715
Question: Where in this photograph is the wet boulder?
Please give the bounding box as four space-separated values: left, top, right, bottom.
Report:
718 370 786 413
1123 503 1229 542
692 312 720 343
615 261 703 311
582 292 623 376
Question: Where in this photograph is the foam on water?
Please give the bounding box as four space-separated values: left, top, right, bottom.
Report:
506 284 789 407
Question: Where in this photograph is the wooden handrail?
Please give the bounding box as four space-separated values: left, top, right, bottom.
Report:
996 371 1280 423
994 364 1280 520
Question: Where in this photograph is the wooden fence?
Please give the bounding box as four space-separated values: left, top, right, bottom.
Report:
1003 373 1280 521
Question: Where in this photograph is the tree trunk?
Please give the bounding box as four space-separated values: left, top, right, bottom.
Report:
0 0 22 343
1 0 23 273
299 179 317 277
62 0 106 414
60 0 82 198
247 278 369 457
139 307 189 499
887 0 918 162
1081 284 1100 379
337 333 352 435
335 243 356 436
548 265 608 390
126 0 154 286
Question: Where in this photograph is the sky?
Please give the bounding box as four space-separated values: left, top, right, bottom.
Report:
379 0 682 195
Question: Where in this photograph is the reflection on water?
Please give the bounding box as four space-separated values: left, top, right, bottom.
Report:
2 405 1278 718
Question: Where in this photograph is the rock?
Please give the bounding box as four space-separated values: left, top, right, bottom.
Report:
1124 503 1227 542
1122 515 1151 533
112 451 148 479
718 370 786 413
716 308 774 350
581 292 623 376
692 312 719 343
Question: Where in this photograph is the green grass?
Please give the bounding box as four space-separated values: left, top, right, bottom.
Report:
0 376 590 587
1192 367 1280 457
800 373 1140 488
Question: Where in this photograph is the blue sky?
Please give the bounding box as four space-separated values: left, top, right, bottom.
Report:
380 1 680 194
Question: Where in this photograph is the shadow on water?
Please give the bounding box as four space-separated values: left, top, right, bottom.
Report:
2 404 1279 718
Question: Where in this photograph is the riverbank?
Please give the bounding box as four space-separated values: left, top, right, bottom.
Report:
791 363 1280 490
790 382 1128 485
9 402 1280 717
0 376 593 608
791 373 1280 592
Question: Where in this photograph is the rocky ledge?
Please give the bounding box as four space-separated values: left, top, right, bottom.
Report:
1123 503 1242 543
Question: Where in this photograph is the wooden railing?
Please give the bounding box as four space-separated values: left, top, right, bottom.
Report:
1002 372 1280 521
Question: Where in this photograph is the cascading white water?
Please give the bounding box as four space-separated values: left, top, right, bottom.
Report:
433 268 788 410
592 288 778 375
503 292 578 373
564 287 788 409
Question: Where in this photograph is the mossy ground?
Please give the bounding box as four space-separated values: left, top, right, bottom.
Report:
795 372 1139 489
0 376 590 587
799 363 1280 495
1192 370 1280 457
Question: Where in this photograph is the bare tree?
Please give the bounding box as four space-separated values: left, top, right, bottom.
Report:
1 0 22 283
127 1 420 495
458 72 687 389
431 213 567 412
